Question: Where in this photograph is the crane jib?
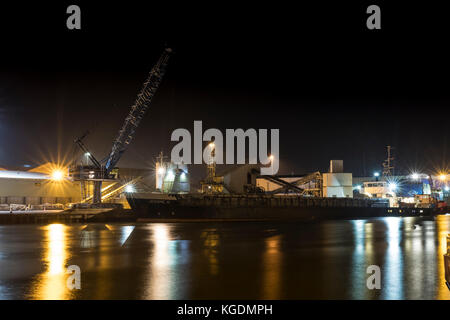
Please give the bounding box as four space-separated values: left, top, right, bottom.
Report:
104 48 172 174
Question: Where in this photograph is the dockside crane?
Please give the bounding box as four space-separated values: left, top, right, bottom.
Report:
69 48 173 204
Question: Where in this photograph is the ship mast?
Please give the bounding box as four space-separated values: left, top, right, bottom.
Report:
382 145 395 177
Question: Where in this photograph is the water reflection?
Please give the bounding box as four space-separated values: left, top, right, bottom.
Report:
31 224 71 300
351 220 366 299
262 235 282 299
382 217 403 299
202 229 220 275
144 224 177 299
436 216 450 299
350 217 450 300
119 225 135 246
1 217 448 300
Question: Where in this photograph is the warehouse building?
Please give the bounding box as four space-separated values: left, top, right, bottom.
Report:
0 163 152 209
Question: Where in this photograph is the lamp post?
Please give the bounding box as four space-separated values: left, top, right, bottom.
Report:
269 155 275 175
84 152 90 165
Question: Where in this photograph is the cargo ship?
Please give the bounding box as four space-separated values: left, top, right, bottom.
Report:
126 192 439 222
126 155 447 221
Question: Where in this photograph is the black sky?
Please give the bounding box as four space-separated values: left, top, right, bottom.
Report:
0 1 448 179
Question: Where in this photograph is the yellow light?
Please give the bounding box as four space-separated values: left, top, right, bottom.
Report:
51 170 64 181
209 142 215 149
439 174 446 181
269 155 274 161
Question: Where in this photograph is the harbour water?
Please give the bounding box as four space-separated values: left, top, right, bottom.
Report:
0 216 449 299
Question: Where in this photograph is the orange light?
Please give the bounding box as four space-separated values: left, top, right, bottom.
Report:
51 170 64 181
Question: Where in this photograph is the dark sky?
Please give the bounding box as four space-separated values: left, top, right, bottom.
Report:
0 2 448 179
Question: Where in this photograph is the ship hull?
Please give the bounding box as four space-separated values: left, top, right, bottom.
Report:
126 193 439 222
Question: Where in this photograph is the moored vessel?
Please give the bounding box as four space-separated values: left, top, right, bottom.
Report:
126 192 438 222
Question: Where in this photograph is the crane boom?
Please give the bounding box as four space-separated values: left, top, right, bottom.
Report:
104 48 172 173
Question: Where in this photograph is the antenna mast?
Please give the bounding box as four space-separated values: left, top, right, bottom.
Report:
382 145 395 177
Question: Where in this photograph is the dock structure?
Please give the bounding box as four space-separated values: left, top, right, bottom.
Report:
0 208 135 224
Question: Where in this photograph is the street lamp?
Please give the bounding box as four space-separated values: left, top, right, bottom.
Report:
373 172 380 181
268 155 275 175
84 152 90 165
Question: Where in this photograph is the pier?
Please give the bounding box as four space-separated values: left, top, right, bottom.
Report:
0 208 135 224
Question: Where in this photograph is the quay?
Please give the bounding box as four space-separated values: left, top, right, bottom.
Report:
0 208 136 224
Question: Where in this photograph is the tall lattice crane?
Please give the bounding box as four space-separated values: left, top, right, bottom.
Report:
70 48 172 203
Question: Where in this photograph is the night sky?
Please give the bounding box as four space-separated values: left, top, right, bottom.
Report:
0 2 448 180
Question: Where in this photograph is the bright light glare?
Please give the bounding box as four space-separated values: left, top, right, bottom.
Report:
374 172 380 177
439 174 447 181
51 170 64 181
166 170 175 180
356 185 362 190
125 185 135 193
209 142 215 148
269 155 274 161
157 167 165 175
445 186 449 192
388 182 398 191
411 173 419 180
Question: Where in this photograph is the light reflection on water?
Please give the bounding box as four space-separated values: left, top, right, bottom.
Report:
383 217 403 299
262 235 282 299
30 224 72 300
0 216 448 299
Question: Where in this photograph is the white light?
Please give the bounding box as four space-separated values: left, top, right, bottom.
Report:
374 172 380 177
388 182 398 191
125 185 135 193
85 152 90 157
157 167 165 175
356 185 362 190
411 173 419 180
445 186 449 192
166 170 175 181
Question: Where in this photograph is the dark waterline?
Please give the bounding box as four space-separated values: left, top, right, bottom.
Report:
0 216 449 299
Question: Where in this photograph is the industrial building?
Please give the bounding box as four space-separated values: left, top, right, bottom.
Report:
255 160 353 198
0 163 152 210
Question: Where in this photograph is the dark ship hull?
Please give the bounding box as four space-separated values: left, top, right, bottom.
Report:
126 193 440 222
